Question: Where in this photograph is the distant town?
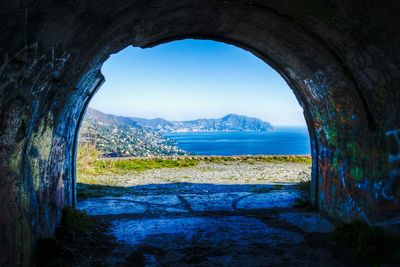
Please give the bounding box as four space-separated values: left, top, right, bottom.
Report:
79 108 273 157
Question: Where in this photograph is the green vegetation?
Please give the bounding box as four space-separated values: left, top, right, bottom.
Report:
77 144 311 184
77 144 199 181
77 183 132 199
251 184 284 193
292 198 315 211
61 207 93 236
94 157 198 172
201 155 312 164
295 180 311 193
292 180 313 210
36 207 117 266
331 221 400 264
77 143 100 178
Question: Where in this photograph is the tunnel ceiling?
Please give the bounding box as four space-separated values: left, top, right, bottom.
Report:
1 1 400 266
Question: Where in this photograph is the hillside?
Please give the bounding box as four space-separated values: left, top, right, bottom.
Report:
79 108 273 157
129 113 273 133
79 108 186 157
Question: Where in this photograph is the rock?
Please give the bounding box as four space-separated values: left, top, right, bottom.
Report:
235 191 301 210
279 212 335 233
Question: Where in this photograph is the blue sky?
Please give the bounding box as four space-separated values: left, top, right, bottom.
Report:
90 40 306 126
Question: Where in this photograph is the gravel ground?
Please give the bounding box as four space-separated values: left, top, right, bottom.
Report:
84 161 311 186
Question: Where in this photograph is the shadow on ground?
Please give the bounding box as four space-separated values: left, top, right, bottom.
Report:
77 182 301 199
69 182 364 266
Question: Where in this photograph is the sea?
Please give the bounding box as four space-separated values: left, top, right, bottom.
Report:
164 127 310 156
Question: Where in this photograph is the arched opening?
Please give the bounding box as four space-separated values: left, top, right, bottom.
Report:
71 35 321 207
73 41 314 258
71 40 318 265
65 38 346 265
74 39 312 199
1 2 399 266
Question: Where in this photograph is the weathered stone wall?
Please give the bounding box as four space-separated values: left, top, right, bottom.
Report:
1 1 399 266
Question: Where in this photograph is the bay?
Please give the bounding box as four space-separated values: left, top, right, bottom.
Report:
164 127 311 156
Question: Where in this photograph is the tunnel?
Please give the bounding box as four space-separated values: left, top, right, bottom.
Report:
1 0 400 266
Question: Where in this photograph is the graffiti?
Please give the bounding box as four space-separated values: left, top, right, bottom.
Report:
315 119 400 222
386 129 400 162
386 129 400 199
372 170 400 203
370 130 400 204
31 49 71 96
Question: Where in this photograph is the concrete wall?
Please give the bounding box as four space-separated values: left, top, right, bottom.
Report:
0 0 399 266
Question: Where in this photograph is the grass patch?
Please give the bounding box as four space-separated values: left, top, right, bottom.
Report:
94 157 199 173
251 184 285 193
60 207 92 236
78 156 199 182
77 183 132 199
251 186 272 193
36 207 117 266
77 144 198 180
271 184 285 190
331 221 400 264
202 155 312 164
76 143 100 176
77 144 311 182
292 197 315 211
295 180 311 193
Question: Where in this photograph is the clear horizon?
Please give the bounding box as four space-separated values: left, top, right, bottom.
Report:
89 39 306 126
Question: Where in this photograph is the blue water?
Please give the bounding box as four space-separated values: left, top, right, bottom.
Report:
164 127 311 156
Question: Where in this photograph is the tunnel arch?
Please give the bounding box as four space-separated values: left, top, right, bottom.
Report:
71 36 319 206
1 1 400 266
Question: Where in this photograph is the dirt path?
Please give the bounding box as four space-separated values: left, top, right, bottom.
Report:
81 161 311 186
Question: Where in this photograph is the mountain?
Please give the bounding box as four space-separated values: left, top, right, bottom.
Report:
79 108 186 157
128 113 273 133
79 108 273 157
128 117 174 131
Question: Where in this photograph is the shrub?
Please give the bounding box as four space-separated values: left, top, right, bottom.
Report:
76 143 100 177
331 221 400 263
61 207 92 236
295 180 311 193
292 197 315 211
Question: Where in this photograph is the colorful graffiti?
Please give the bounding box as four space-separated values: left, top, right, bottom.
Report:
387 129 400 163
313 87 400 223
376 130 400 203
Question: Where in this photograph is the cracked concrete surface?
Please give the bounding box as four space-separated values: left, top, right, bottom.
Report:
77 184 341 266
77 189 301 216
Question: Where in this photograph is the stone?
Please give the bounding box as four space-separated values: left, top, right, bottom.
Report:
77 195 188 216
235 191 301 210
279 212 335 233
180 192 251 212
77 198 148 216
110 216 305 247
